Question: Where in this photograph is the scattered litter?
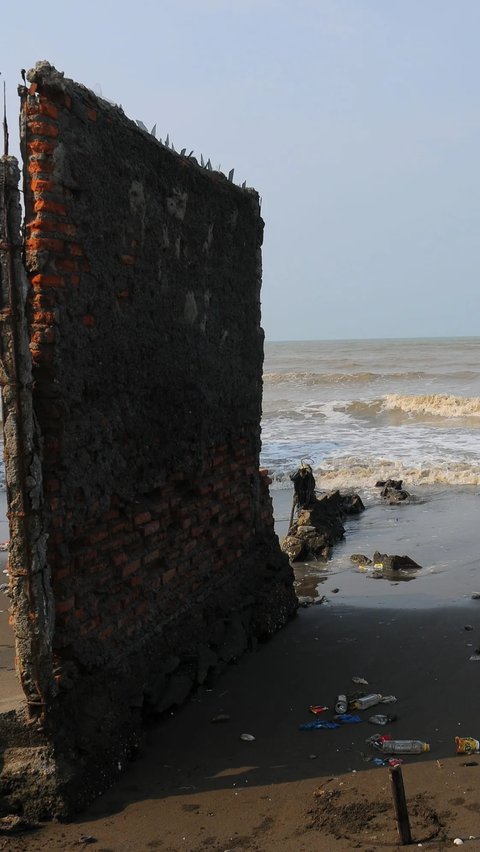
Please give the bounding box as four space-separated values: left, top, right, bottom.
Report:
461 761 478 767
334 694 348 714
368 714 397 725
464 625 474 631
239 733 255 742
331 588 339 593
471 593 480 600
0 542 8 552
211 714 230 723
380 695 397 704
299 720 340 730
455 737 480 754
453 840 464 847
387 758 403 767
78 837 97 846
309 705 328 715
308 754 317 759
352 676 368 685
370 757 387 766
469 655 480 661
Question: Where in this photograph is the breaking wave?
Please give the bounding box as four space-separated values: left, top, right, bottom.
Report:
263 371 427 386
343 393 480 424
267 457 480 491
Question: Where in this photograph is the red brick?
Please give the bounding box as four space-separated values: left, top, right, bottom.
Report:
134 511 151 526
27 236 65 253
122 559 140 577
33 199 67 216
28 121 59 138
30 178 56 193
27 101 59 120
86 108 97 121
162 567 177 585
28 159 54 175
143 520 160 536
82 314 95 327
69 243 84 256
27 140 55 155
86 528 108 545
31 274 64 289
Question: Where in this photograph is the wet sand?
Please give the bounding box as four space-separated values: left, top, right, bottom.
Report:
4 487 480 850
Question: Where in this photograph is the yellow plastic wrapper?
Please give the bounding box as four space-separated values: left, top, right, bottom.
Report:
455 736 480 754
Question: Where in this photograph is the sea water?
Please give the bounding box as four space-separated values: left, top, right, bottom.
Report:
262 337 480 606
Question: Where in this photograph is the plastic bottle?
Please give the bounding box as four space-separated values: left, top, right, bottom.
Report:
334 694 347 714
368 714 396 725
380 739 430 754
353 693 383 710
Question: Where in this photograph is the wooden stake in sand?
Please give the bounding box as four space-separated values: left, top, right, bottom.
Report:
389 765 412 845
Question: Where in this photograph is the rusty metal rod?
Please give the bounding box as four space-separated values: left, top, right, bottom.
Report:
389 764 412 845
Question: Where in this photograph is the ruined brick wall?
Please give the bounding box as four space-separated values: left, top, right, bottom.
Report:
0 63 296 816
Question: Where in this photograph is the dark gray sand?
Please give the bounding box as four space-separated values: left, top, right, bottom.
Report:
4 487 480 850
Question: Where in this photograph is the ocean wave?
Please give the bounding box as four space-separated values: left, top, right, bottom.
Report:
383 393 480 419
267 457 480 490
263 370 427 386
342 393 480 424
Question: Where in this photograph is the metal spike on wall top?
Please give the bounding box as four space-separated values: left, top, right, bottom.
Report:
228 169 234 182
200 154 205 167
136 120 148 132
242 181 246 189
150 123 156 137
181 148 186 156
206 159 212 170
165 133 170 148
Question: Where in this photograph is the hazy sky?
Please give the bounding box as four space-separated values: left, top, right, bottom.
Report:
2 0 479 341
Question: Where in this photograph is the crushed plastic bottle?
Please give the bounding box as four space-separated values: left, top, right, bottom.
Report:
353 693 383 710
380 739 430 754
368 714 397 725
334 694 348 714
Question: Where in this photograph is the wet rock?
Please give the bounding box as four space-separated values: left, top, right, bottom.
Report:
376 478 411 503
281 491 364 563
372 552 422 571
350 554 373 566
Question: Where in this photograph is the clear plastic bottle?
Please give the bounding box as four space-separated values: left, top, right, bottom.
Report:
381 739 430 754
353 693 383 710
334 694 347 714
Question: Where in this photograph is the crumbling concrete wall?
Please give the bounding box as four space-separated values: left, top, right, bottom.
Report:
0 62 296 818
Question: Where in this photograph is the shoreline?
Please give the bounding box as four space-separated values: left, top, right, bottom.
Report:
4 484 480 849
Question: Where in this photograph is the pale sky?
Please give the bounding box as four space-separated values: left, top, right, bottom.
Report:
2 0 479 341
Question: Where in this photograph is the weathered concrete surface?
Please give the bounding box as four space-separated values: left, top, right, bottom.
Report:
0 62 297 818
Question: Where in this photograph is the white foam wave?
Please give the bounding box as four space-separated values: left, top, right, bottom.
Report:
382 393 480 419
267 457 480 491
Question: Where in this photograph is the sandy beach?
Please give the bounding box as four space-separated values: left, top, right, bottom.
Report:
3 486 480 850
